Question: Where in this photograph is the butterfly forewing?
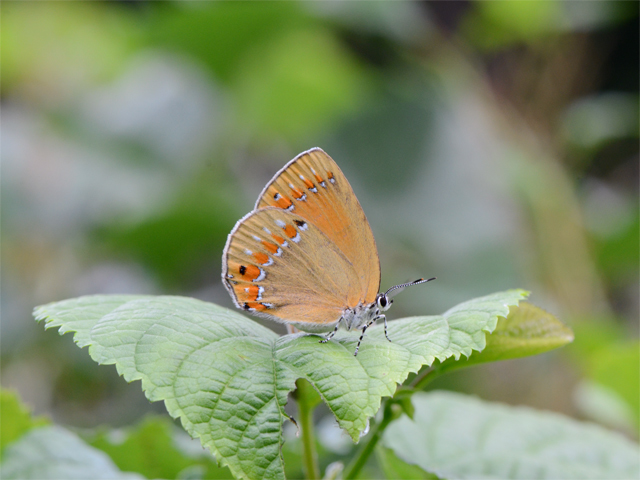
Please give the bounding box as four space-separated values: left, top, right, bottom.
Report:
222 207 362 331
254 148 380 306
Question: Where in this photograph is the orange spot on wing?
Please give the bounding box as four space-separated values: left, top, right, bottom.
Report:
261 241 279 253
327 171 334 180
253 252 270 265
245 285 261 301
271 233 286 245
276 196 293 210
246 302 266 311
314 173 323 183
290 186 304 199
302 178 314 189
283 224 297 238
241 264 261 280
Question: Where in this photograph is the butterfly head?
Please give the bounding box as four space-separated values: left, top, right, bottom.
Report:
376 293 393 312
347 277 436 331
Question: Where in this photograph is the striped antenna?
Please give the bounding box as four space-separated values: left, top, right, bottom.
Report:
385 277 436 298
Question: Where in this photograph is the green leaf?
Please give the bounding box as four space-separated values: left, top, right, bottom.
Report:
436 302 573 374
383 391 640 480
34 290 527 480
233 27 368 142
146 2 308 83
0 389 50 456
568 319 639 431
588 341 640 430
376 446 440 480
391 389 416 421
2 2 139 93
0 426 144 480
87 416 233 480
574 380 638 434
463 0 560 50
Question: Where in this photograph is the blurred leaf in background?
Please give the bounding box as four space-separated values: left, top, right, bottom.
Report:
0 390 50 455
569 319 640 435
86 416 232 480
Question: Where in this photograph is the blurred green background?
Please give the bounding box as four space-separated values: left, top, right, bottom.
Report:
1 1 638 477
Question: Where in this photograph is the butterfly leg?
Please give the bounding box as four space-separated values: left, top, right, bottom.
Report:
380 314 391 343
354 323 369 356
368 314 392 343
354 315 391 356
319 319 342 344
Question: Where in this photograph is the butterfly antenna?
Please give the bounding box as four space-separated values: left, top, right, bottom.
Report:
385 277 436 298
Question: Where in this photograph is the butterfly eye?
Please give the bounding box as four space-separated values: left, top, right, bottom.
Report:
377 294 390 310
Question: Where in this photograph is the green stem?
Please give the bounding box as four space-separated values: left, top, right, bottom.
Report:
411 366 438 390
342 361 463 479
296 379 320 480
343 364 455 479
342 403 395 480
411 362 455 391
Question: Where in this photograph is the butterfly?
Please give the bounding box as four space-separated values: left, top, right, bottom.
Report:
222 148 435 355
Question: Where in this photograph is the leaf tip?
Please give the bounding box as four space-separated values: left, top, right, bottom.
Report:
561 327 575 345
509 289 531 303
32 306 48 323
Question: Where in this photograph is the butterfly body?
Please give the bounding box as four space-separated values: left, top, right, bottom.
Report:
222 148 433 354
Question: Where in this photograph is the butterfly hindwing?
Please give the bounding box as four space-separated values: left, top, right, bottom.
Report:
254 148 380 306
222 207 362 331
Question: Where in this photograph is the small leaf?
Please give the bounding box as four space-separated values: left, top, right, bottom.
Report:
389 388 416 420
322 462 344 480
34 290 527 480
397 397 415 421
0 389 50 456
437 302 573 374
383 391 640 480
0 426 144 480
376 446 440 480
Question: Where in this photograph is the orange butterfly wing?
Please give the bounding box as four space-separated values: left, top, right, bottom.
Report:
254 148 380 307
221 148 381 330
222 208 364 331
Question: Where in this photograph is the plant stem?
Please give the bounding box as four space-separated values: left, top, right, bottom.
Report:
411 363 452 391
296 379 320 480
342 364 453 478
411 366 437 390
342 362 461 479
342 403 395 480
